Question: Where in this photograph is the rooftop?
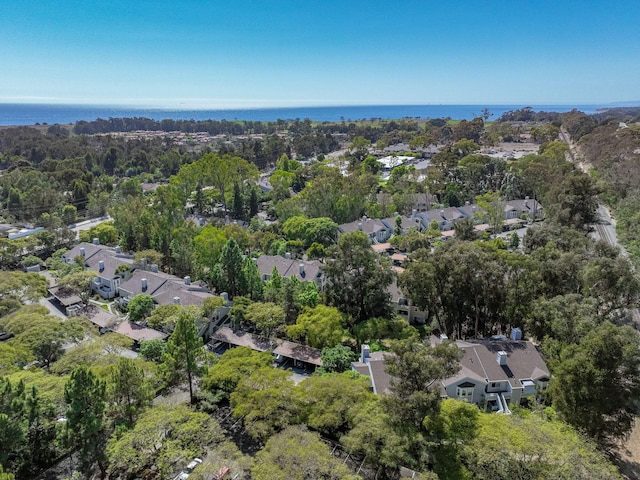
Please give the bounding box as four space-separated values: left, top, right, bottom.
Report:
273 340 323 366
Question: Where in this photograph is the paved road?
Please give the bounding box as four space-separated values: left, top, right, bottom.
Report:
69 215 111 239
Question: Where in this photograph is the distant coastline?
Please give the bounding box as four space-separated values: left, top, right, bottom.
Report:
0 103 610 126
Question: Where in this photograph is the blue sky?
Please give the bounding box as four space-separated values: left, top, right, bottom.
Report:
1 1 638 108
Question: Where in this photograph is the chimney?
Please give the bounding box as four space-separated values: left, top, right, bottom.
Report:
362 215 367 222
497 351 508 366
141 258 147 269
465 200 470 206
285 252 291 259
220 292 229 303
98 260 104 272
184 276 191 285
173 296 180 305
510 327 522 341
358 222 363 231
393 211 399 217
115 246 121 254
93 237 100 245
150 264 158 273
299 263 305 276
361 344 370 362
141 278 148 292
411 209 417 219
472 205 477 212
79 247 86 257
524 195 530 208
439 333 448 343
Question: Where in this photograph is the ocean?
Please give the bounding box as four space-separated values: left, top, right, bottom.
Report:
0 103 606 126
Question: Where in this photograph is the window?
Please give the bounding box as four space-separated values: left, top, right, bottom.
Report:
456 385 474 398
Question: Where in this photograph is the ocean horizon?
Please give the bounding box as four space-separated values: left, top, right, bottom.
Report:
0 103 611 126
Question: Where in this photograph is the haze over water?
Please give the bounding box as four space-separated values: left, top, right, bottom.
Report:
0 103 607 127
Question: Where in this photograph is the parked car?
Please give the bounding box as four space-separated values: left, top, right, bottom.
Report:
173 458 203 480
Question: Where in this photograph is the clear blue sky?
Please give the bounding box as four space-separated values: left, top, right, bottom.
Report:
1 0 638 108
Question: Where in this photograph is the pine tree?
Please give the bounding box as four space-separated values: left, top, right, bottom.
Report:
232 182 245 220
214 238 245 298
64 366 107 476
163 311 205 404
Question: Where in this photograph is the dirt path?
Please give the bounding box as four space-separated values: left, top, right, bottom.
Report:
615 421 640 480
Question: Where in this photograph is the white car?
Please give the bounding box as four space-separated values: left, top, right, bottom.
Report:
173 458 203 480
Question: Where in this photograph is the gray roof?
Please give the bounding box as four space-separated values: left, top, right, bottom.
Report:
152 281 213 307
255 255 323 282
339 218 388 235
64 242 103 262
77 305 118 328
455 338 550 389
48 286 83 306
504 199 542 213
381 215 423 232
353 337 550 396
353 351 393 394
273 340 323 366
85 250 133 279
114 321 168 342
457 203 486 219
118 270 170 297
211 327 274 351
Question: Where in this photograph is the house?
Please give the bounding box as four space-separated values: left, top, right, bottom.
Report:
85 250 134 299
445 332 550 412
61 241 134 300
503 197 543 220
255 255 325 287
118 270 171 304
387 279 428 324
338 216 391 244
62 241 104 264
415 206 466 231
352 346 393 394
380 214 424 236
457 202 487 223
353 330 550 413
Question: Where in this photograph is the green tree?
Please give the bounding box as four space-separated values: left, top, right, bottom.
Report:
213 238 245 298
244 302 286 338
548 170 601 232
460 409 620 480
320 344 358 373
109 358 154 428
297 373 373 436
324 232 393 324
0 464 14 480
231 367 297 441
126 293 155 322
286 305 345 349
242 257 264 300
106 404 225 479
138 338 167 363
202 347 273 400
550 322 640 448
251 426 361 480
162 311 205 404
384 337 462 431
57 270 97 302
78 222 119 246
63 366 108 476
